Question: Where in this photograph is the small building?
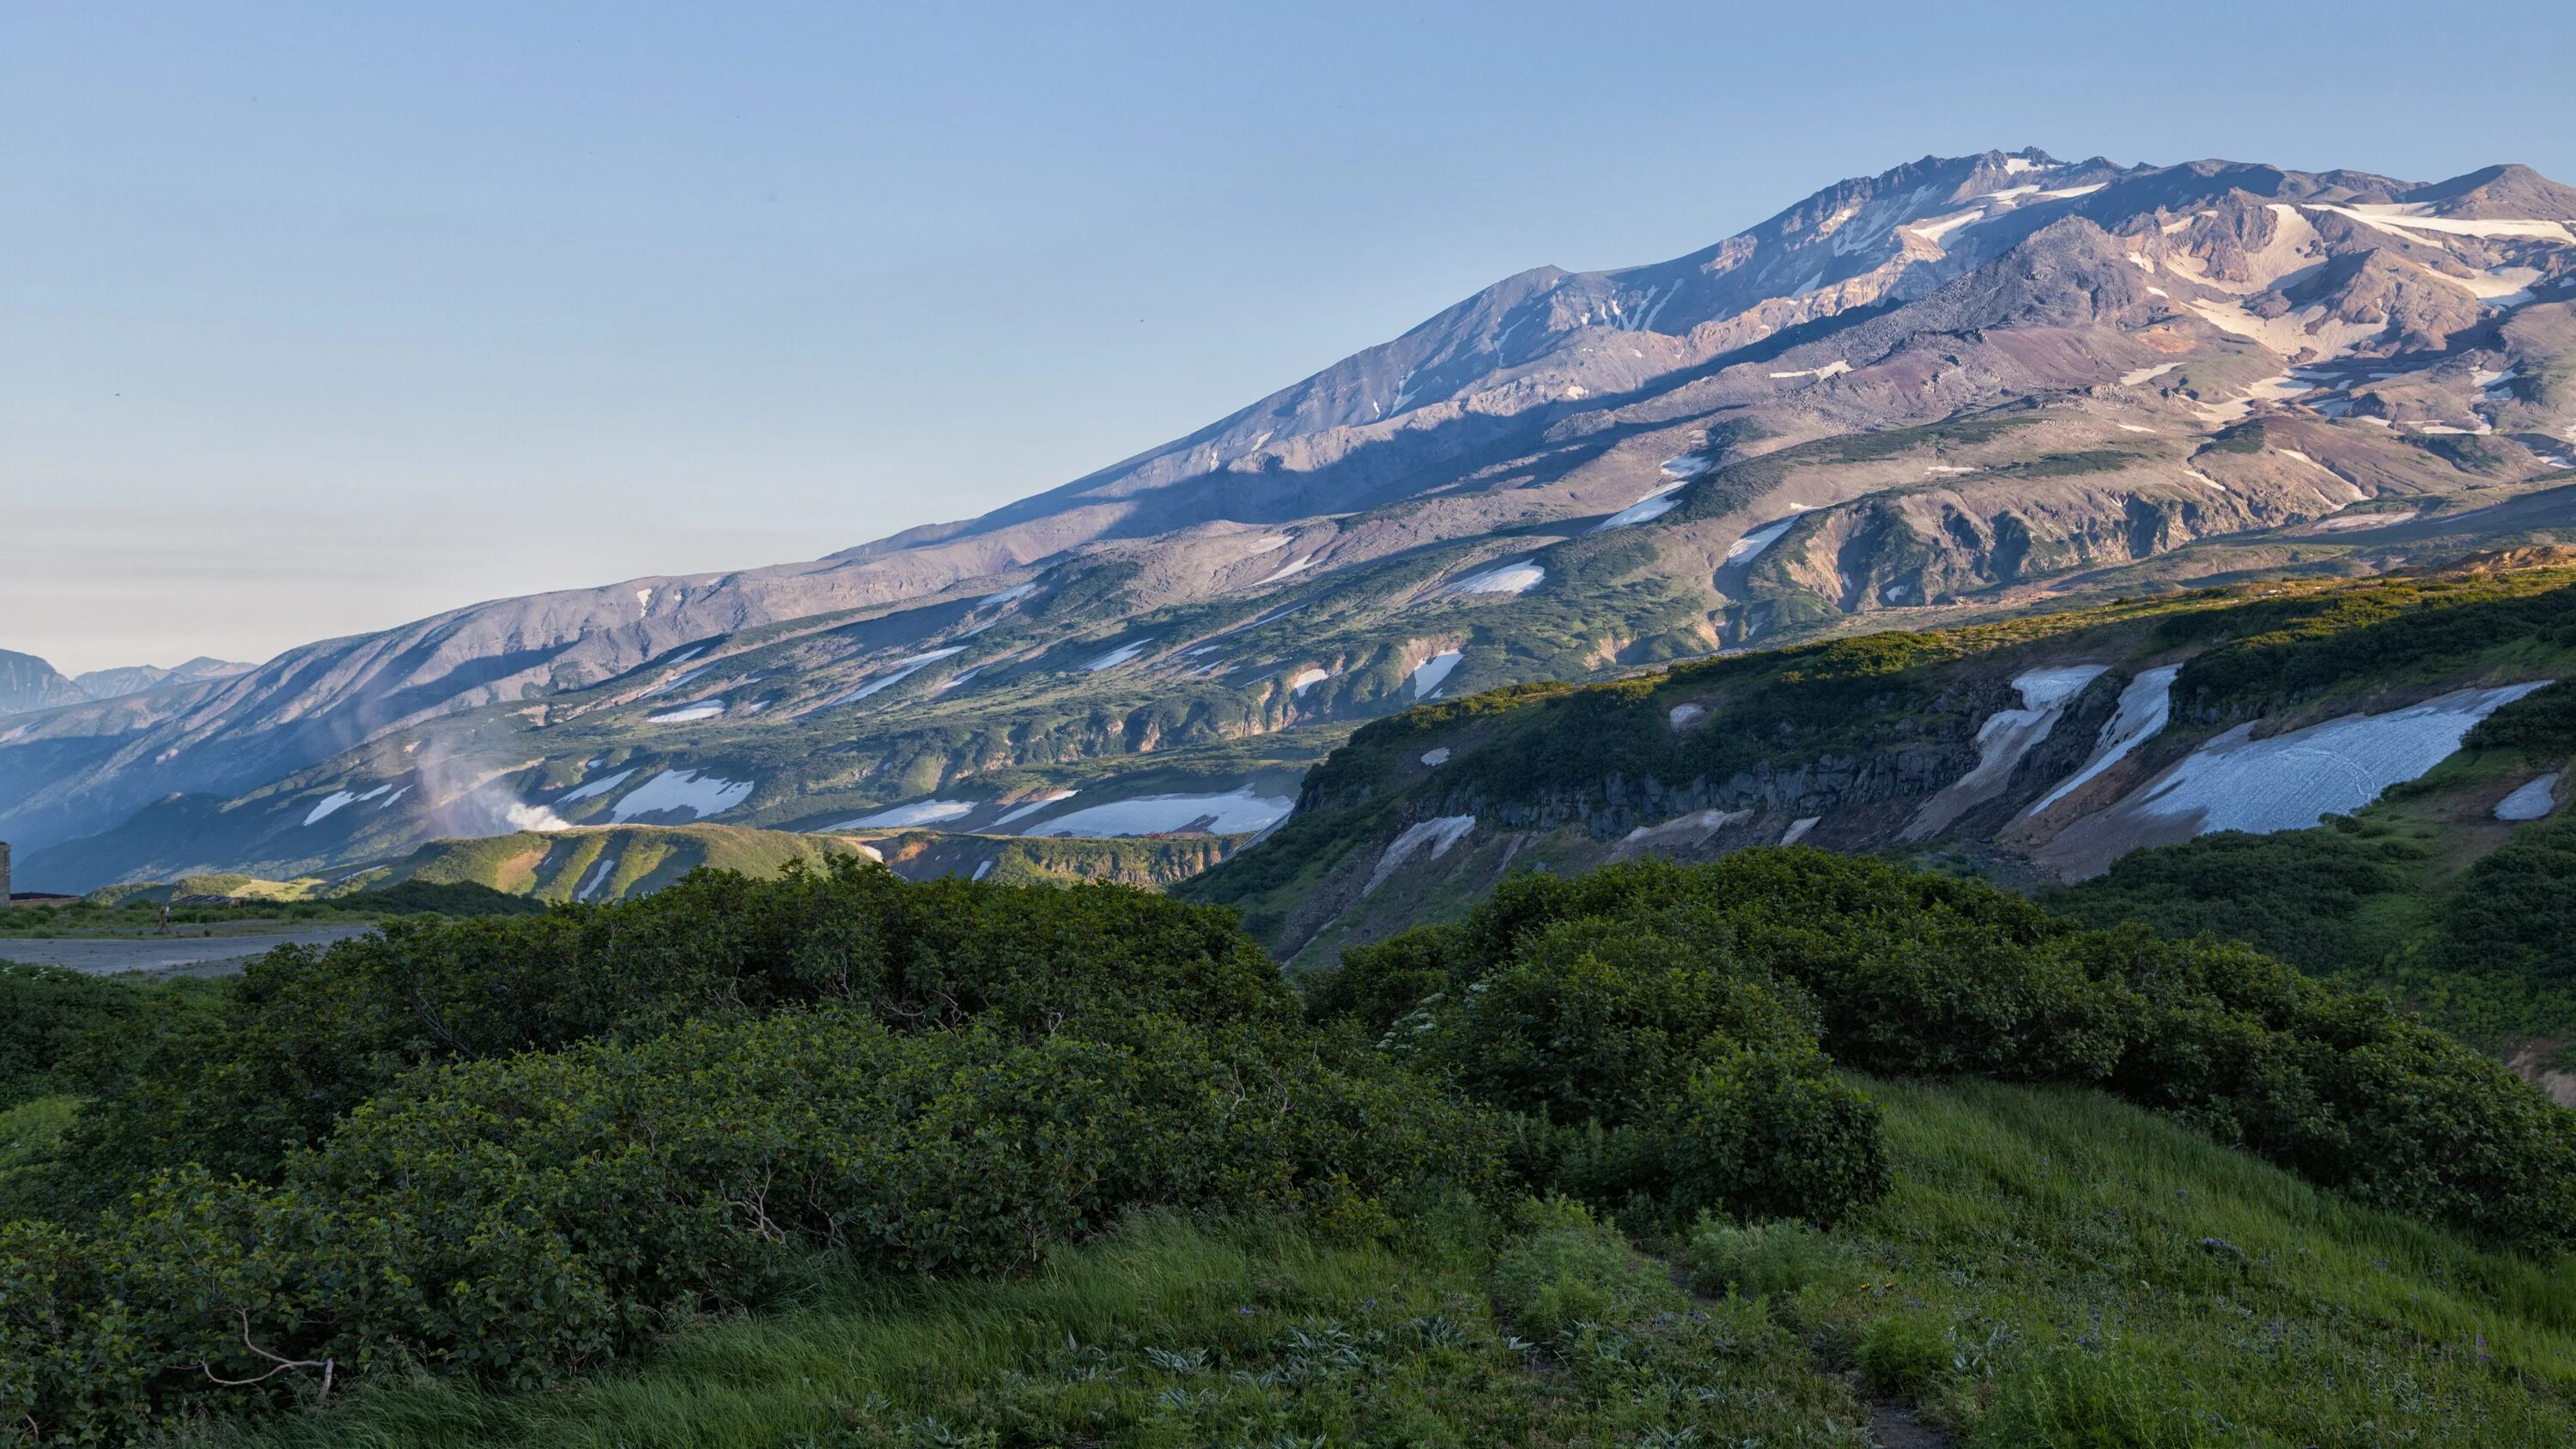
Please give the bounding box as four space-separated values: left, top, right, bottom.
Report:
2 840 81 907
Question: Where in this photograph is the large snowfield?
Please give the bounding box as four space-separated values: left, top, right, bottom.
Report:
1019 784 1295 838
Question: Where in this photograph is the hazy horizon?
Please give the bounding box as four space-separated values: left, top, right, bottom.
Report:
9 0 2576 674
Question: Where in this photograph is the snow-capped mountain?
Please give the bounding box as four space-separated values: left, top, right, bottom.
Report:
9 149 2576 890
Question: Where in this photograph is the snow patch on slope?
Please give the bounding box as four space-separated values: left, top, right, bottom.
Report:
2497 773 2561 822
302 791 359 827
611 769 756 822
1409 650 1463 698
1449 561 1546 596
1021 785 1294 838
2042 682 2552 876
559 768 637 803
1905 665 2110 840
839 647 966 703
2023 666 2180 818
1084 640 1155 671
831 798 977 829
576 854 620 902
1723 514 1806 566
1364 815 1477 895
1593 483 1685 531
993 791 1078 828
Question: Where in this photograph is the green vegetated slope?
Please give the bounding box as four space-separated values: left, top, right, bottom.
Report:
6 852 2576 1444
2045 759 2576 1073
223 1085 2576 1449
1182 560 2576 989
348 823 881 903
59 822 1216 920
859 828 1239 889
369 823 1228 900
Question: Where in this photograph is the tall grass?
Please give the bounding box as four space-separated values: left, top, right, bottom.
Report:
205 1082 2576 1449
1820 1081 2576 1445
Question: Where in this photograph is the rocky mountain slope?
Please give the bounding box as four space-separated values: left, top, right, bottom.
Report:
0 653 253 718
1182 559 2576 980
10 148 2576 890
0 652 84 718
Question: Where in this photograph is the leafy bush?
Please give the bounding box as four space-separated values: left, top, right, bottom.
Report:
1855 1311 1950 1397
0 1007 1488 1436
0 967 216 1111
1314 852 2576 1252
0 967 149 1108
1687 1218 1866 1300
1490 1199 1686 1339
2465 678 2576 754
2439 815 2576 984
1349 872 1893 1229
69 858 1295 1190
2043 822 2421 973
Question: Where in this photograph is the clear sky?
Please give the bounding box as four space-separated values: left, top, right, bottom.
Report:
7 1 2573 674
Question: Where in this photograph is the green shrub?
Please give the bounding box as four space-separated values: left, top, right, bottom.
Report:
1652 1049 1887 1227
2044 822 2421 973
69 858 1297 1191
1687 1217 1866 1299
1 1007 1491 1436
332 879 548 916
1317 853 2576 1252
2439 815 2576 984
1489 1199 1686 1339
2466 679 2576 753
0 966 216 1113
1343 869 1893 1229
1855 1310 1950 1397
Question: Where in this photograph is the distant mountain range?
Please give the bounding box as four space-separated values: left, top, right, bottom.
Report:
8 147 2576 892
0 651 251 718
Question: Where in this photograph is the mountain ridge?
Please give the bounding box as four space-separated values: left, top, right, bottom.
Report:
11 145 2576 890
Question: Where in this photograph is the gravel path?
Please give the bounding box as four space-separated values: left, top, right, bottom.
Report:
0 922 381 977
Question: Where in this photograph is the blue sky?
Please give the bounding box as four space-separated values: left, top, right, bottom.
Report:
8 0 2573 672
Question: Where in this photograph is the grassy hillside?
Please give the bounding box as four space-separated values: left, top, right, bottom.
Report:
860 828 1237 889
1182 561 2576 980
61 822 1218 919
217 1080 2576 1449
11 853 2576 1444
349 824 880 903
2047 676 2576 1064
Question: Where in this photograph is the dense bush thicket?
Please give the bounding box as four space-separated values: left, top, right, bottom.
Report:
2166 573 2576 712
334 879 550 916
0 861 1480 1440
1357 906 1889 1230
2038 822 2422 973
0 965 216 1113
64 860 1291 1191
2467 678 2576 754
10 849 2576 1444
1311 851 2576 1250
3 1009 1479 1433
2441 815 2576 985
0 965 159 1108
